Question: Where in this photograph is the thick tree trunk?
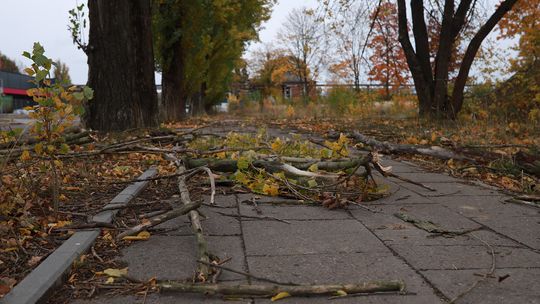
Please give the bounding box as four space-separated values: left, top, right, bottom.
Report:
191 83 207 116
431 0 455 117
397 0 433 117
86 0 158 131
398 0 517 120
162 44 186 122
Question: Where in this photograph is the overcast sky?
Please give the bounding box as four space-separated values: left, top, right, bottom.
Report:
0 0 511 85
0 0 317 85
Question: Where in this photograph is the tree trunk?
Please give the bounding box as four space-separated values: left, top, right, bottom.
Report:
86 0 158 131
397 0 434 117
162 43 186 122
191 83 207 116
450 0 519 118
398 0 518 120
431 0 455 117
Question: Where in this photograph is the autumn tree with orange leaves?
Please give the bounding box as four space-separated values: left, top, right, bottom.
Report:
498 0 539 71
368 1 410 99
494 0 540 121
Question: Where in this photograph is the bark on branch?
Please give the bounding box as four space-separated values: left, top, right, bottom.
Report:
159 281 405 297
166 154 211 281
347 131 473 162
116 201 201 239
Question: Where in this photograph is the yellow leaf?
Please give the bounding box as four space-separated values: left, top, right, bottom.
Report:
271 138 283 151
105 277 115 284
447 159 455 169
103 267 128 278
286 106 295 117
337 133 349 145
334 290 347 297
262 183 279 196
20 150 31 161
308 164 318 172
48 221 72 228
59 194 68 201
122 231 151 241
271 291 291 301
24 68 35 76
34 143 43 154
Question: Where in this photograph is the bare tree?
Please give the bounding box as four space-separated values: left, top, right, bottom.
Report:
322 0 375 90
279 8 324 99
397 0 519 119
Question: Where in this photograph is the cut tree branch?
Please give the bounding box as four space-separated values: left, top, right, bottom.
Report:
159 281 406 298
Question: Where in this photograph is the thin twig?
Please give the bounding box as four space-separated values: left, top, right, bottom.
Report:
449 233 496 303
215 211 291 224
198 260 299 286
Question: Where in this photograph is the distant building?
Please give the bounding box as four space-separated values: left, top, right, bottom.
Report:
280 72 317 100
0 70 36 112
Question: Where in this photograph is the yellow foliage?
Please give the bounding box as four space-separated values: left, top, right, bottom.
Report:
271 291 291 301
262 183 279 196
20 150 31 161
122 231 151 241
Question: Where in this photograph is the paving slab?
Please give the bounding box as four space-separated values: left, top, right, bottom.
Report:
242 219 390 256
472 215 540 250
120 235 245 281
362 187 435 205
372 225 523 247
248 253 443 304
400 181 502 196
239 204 350 220
422 268 540 304
350 203 481 231
391 172 460 183
154 207 241 236
210 194 238 208
387 244 540 270
431 195 538 218
380 159 424 173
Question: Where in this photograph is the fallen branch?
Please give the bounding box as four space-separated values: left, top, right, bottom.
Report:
198 260 298 286
159 281 405 298
505 198 540 208
116 201 201 239
166 153 211 281
345 131 473 162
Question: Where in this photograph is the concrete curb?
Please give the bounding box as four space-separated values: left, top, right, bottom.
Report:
2 168 157 304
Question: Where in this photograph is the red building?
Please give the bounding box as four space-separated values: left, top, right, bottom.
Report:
281 72 317 100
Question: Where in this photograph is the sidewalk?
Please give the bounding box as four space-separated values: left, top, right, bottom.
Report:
71 157 540 304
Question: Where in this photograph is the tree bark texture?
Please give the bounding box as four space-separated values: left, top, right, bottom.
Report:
162 41 187 122
159 281 405 297
86 0 158 131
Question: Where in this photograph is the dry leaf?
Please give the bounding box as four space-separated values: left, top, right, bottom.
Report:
103 267 128 278
122 231 151 241
271 291 291 301
27 256 42 267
